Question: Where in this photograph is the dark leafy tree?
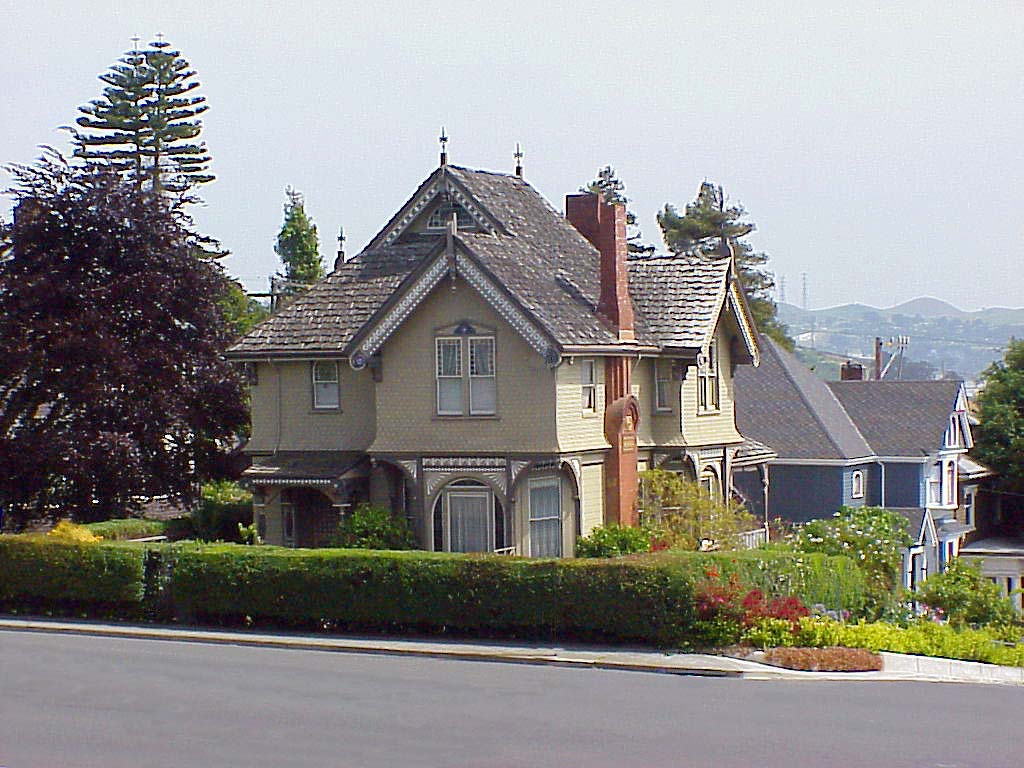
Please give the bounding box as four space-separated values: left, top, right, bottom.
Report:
275 187 323 288
581 166 654 254
658 182 794 350
0 154 246 527
974 338 1024 495
71 38 212 193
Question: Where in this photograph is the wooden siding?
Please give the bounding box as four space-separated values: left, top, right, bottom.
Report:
246 361 376 453
370 280 558 454
681 325 743 448
580 462 605 534
555 358 610 452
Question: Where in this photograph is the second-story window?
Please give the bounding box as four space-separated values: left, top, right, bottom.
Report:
697 342 720 413
944 460 956 506
436 338 463 415
469 337 496 415
312 360 340 409
581 358 597 412
436 335 496 416
655 359 671 411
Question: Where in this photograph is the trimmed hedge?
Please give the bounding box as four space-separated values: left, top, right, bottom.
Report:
0 536 145 616
162 544 697 644
0 535 865 647
85 519 168 541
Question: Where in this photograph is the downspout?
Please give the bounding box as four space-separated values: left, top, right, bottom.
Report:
876 460 886 508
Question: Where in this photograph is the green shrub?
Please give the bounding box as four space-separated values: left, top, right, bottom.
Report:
331 503 414 550
575 524 652 558
160 544 699 645
916 559 1019 628
636 549 868 616
193 481 252 542
788 507 912 605
85 519 168 541
743 618 798 649
0 536 145 616
795 616 1024 667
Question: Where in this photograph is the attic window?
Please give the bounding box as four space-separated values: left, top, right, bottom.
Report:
427 204 475 231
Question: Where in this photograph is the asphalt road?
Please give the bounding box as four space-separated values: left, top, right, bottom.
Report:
0 630 1020 768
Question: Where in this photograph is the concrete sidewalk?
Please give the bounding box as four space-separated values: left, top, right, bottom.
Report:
0 616 1019 686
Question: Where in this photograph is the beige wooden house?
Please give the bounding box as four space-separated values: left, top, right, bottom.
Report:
227 156 767 555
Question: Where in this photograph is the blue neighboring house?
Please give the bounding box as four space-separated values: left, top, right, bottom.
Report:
734 337 988 587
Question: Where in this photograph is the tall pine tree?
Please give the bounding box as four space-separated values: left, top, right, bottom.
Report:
71 38 212 194
581 166 653 254
658 182 793 349
275 187 323 289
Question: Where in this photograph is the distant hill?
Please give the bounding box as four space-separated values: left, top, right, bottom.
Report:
778 297 1024 380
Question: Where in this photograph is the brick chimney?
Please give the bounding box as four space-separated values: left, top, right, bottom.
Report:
566 193 635 340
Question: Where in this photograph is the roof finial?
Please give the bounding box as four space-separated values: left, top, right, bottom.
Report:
514 142 523 178
334 226 346 271
439 127 448 166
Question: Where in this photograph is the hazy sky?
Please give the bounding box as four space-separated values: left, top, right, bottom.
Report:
3 1 1021 310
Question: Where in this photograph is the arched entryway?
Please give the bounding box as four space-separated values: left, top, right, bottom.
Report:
432 479 510 553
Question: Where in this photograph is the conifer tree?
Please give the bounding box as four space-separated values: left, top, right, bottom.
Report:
658 183 793 349
275 187 323 288
71 38 212 193
581 166 653 254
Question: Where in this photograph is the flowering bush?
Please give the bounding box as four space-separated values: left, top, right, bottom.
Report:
693 567 810 647
916 559 1019 628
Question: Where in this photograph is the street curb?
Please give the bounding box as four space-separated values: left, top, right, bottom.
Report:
0 618 741 678
1 618 1020 685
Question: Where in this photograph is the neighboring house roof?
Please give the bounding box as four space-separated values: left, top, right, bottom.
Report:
827 380 964 457
732 437 778 468
958 455 994 480
733 336 873 460
961 537 1024 556
228 163 757 362
892 507 927 542
243 451 368 486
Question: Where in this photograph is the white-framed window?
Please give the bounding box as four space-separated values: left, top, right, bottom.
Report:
655 359 671 411
851 470 864 499
435 335 496 416
312 360 340 409
469 336 496 415
964 486 976 528
944 460 957 506
697 342 720 413
580 358 597 412
529 476 562 558
436 337 463 415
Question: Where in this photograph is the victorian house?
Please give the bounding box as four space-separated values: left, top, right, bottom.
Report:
227 153 764 555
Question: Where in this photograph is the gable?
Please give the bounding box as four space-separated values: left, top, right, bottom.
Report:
346 244 561 369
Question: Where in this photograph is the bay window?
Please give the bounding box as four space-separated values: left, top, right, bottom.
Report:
529 476 562 558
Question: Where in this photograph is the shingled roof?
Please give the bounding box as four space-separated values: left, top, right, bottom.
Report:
627 255 731 350
827 379 964 457
228 163 749 359
734 336 873 460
